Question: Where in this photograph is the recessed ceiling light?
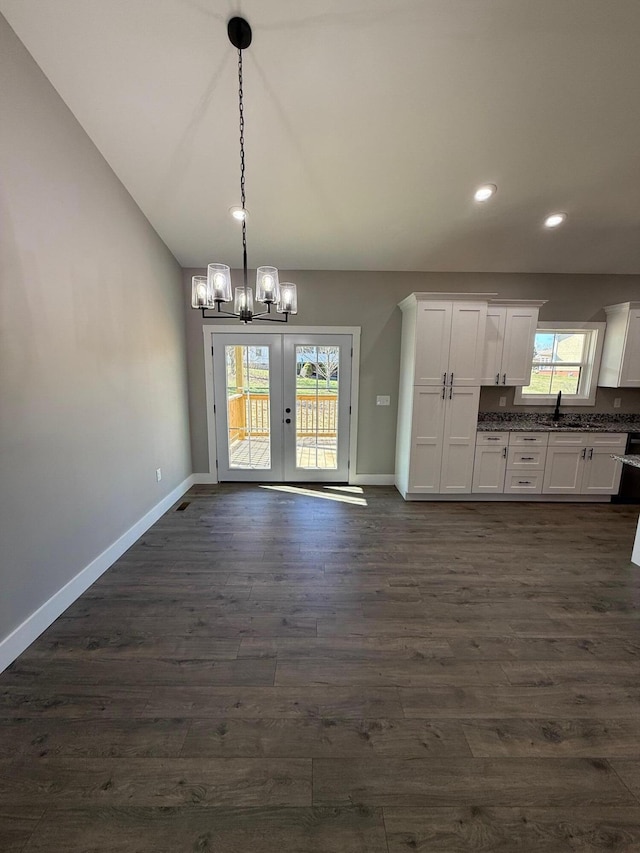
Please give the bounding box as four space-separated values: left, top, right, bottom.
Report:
229 206 248 221
474 184 497 202
544 212 567 228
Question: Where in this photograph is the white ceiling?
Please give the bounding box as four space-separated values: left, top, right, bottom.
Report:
3 0 640 273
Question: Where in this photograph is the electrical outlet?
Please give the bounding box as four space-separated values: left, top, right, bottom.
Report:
614 397 621 409
156 468 162 482
499 396 507 407
376 395 391 406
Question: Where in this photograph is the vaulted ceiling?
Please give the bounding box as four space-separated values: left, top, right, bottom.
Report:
3 0 640 273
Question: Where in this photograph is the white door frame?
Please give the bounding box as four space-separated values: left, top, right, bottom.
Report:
202 325 361 484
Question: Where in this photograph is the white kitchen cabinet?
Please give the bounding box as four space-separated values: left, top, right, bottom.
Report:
542 433 626 495
408 385 480 494
472 442 507 493
407 296 490 386
599 302 640 388
395 293 494 498
481 301 545 387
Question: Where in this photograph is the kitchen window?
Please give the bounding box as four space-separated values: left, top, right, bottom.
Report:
514 322 605 406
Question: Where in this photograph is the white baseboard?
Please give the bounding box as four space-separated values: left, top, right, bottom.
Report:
0 474 195 674
351 474 395 486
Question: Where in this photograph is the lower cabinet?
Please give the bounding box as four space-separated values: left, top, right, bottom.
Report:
472 430 626 497
408 385 480 494
472 433 508 493
542 433 626 495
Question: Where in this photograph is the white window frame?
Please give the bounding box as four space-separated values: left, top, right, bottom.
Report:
514 322 605 407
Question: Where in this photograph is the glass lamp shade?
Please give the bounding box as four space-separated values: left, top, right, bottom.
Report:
234 286 254 318
256 266 280 303
277 283 298 314
207 263 232 303
191 275 210 308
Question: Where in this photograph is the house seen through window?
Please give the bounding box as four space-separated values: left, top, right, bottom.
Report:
515 323 605 406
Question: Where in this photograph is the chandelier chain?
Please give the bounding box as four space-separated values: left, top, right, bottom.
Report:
238 46 248 286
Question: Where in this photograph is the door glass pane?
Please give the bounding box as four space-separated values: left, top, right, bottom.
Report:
225 345 271 469
295 345 339 470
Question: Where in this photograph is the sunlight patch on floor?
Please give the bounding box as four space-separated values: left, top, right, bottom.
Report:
260 484 368 506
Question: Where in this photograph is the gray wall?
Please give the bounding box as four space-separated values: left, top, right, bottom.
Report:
0 15 192 644
184 269 640 475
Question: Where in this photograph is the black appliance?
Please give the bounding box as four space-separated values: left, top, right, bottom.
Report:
613 433 640 503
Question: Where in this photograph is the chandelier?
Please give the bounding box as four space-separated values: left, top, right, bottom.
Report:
191 17 298 323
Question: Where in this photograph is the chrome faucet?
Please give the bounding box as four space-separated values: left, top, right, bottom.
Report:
552 390 562 421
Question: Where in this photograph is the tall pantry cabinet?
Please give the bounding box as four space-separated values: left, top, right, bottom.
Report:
395 293 492 498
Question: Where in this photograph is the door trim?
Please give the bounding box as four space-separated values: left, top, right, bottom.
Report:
202 325 361 484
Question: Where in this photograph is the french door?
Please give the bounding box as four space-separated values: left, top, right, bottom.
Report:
212 333 352 482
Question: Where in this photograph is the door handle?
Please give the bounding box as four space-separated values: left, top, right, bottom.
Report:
496 373 500 385
521 456 534 461
442 385 446 399
503 447 507 458
443 373 447 386
581 448 587 459
450 372 454 386
449 385 453 400
502 373 506 385
588 448 594 460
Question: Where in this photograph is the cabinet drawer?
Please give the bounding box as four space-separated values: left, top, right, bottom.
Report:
504 471 544 494
588 432 627 449
506 447 547 470
547 431 627 448
509 432 549 447
476 432 509 446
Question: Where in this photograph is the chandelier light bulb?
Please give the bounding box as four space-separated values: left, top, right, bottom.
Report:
230 206 247 221
474 184 497 202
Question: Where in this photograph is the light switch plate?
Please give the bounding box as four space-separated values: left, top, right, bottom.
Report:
376 395 391 406
614 397 621 408
499 396 507 407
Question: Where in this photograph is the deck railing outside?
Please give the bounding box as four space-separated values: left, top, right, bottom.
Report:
228 393 338 441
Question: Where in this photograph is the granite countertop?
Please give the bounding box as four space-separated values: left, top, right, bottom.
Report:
477 412 640 433
613 454 640 468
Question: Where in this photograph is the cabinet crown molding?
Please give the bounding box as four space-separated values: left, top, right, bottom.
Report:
398 292 497 311
604 302 640 314
488 299 547 308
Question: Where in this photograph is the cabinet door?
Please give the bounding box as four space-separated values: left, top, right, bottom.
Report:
472 445 507 493
620 309 640 387
440 386 480 493
542 447 585 494
408 386 446 492
502 306 539 386
448 303 488 386
414 302 452 385
582 449 623 494
480 307 506 385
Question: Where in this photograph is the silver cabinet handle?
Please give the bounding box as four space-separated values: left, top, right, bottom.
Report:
518 480 531 485
502 373 507 385
523 438 536 441
521 456 535 460
443 373 447 385
503 447 507 458
450 373 454 386
487 437 500 441
449 385 453 400
495 373 500 385
588 448 594 460
581 448 587 459
442 385 446 399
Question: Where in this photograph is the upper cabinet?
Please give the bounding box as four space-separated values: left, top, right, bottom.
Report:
598 302 640 388
400 294 491 386
481 301 546 386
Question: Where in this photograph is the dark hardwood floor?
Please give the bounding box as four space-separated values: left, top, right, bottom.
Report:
2 484 640 851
